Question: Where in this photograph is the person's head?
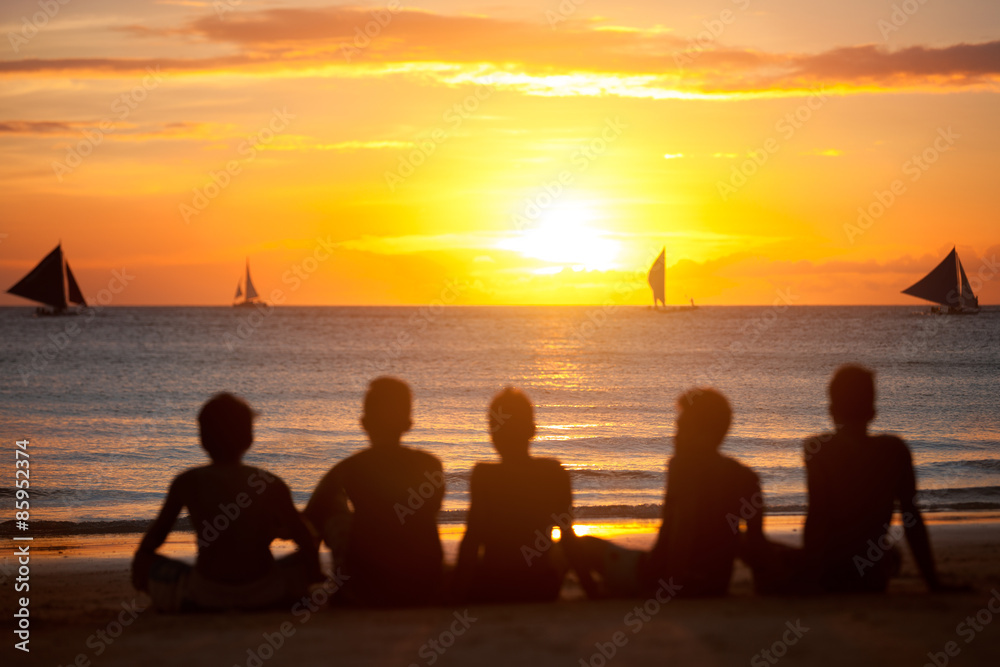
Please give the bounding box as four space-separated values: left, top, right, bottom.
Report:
361 376 413 445
828 364 876 427
488 386 536 460
675 388 731 454
198 393 256 463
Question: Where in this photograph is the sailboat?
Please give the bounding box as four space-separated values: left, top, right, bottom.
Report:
6 243 87 316
648 248 666 308
902 247 980 315
647 247 696 312
233 258 264 307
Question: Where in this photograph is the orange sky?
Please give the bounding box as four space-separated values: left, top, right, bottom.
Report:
1 0 998 305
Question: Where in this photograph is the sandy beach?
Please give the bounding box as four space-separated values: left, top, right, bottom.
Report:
4 515 1000 667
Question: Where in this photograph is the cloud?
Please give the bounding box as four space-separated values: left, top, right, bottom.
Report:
2 6 998 99
0 121 85 134
0 119 218 140
791 41 1000 82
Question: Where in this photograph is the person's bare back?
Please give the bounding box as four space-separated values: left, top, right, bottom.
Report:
178 463 299 584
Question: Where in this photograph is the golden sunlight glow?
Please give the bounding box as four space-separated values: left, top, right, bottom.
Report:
497 202 622 272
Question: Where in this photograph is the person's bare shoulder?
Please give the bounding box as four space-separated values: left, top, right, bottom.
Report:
532 457 569 478
402 445 443 468
721 455 760 491
869 433 912 464
871 433 908 448
470 461 499 482
803 432 837 464
170 466 206 496
245 465 290 491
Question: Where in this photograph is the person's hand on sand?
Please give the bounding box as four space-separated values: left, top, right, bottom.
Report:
131 550 152 592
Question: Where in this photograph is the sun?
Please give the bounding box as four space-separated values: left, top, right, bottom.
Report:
497 201 622 271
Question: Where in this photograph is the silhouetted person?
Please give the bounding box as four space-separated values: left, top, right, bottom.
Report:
132 393 321 611
305 377 444 606
455 387 596 602
646 388 766 595
574 388 765 598
804 364 945 592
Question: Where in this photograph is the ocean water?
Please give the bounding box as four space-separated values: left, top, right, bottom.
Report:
1 305 998 528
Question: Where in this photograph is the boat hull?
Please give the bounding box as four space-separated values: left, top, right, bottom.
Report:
928 305 980 316
34 306 83 317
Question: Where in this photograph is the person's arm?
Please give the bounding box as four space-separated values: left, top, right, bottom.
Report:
546 462 598 598
429 458 445 513
132 476 186 591
743 472 766 550
896 442 941 591
802 438 829 562
649 466 673 569
273 479 323 584
454 466 485 601
304 464 351 560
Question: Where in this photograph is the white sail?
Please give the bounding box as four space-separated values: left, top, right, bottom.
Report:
647 248 665 307
244 260 259 300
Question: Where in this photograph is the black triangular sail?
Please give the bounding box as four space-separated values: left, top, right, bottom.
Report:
65 262 87 306
958 258 978 308
6 245 69 309
647 248 666 307
901 248 959 307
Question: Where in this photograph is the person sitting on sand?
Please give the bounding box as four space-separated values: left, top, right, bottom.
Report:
132 393 322 612
573 387 767 598
304 376 444 606
454 387 596 603
803 364 946 592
